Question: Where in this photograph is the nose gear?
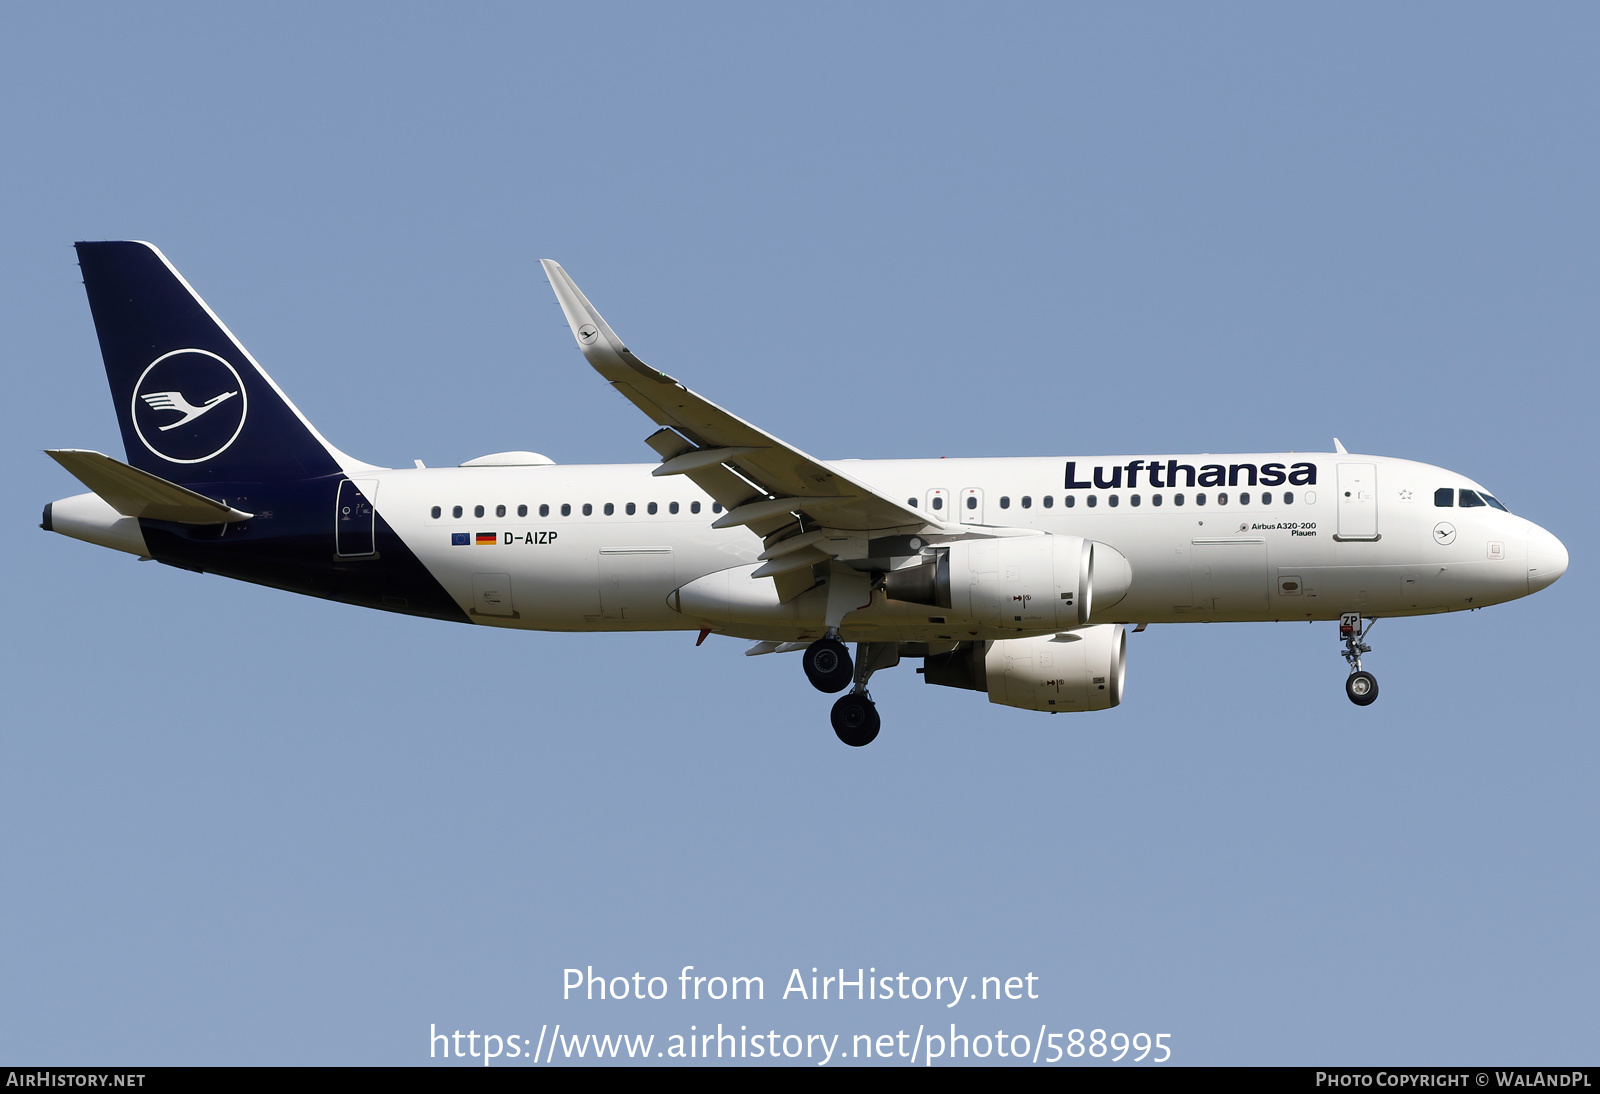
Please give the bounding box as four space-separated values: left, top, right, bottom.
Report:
1339 613 1380 706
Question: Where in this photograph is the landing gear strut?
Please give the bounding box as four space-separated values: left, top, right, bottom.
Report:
1339 613 1379 706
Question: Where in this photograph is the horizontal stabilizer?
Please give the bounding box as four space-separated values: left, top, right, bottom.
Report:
46 449 253 524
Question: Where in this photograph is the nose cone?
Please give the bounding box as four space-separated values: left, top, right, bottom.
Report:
1527 525 1568 594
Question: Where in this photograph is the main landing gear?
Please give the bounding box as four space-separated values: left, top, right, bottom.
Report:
803 636 853 693
805 636 897 746
1339 613 1379 706
830 692 880 748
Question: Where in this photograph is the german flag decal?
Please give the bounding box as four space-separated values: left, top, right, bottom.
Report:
475 532 497 545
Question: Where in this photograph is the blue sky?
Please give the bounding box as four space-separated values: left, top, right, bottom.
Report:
2 2 1594 1065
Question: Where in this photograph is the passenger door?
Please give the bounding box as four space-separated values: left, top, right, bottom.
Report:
1336 463 1379 540
335 479 378 557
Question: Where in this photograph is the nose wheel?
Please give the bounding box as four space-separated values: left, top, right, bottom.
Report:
1339 613 1380 706
1345 671 1379 705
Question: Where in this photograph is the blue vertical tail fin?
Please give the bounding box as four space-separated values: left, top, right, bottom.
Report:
75 241 352 485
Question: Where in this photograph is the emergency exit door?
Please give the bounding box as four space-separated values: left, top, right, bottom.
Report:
960 487 984 524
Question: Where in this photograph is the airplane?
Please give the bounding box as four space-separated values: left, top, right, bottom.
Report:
42 242 1569 746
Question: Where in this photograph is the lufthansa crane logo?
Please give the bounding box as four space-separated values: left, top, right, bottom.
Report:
131 349 249 464
578 323 599 345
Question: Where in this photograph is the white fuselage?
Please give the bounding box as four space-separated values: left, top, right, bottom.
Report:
366 451 1564 642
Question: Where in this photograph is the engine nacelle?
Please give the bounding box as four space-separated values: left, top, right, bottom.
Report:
886 535 1131 627
983 625 1127 712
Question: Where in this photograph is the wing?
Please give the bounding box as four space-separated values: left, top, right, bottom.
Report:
541 261 951 565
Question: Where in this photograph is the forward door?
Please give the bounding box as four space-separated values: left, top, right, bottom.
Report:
1336 463 1379 540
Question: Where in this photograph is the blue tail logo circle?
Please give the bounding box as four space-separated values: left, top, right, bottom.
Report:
131 349 249 464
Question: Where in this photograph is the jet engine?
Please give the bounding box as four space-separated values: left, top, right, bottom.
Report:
885 535 1132 627
922 624 1127 713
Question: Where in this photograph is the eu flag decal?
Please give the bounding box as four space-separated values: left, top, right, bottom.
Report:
476 532 497 545
451 532 469 546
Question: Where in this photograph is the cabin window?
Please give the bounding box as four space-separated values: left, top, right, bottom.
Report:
1196 494 1207 506
690 501 701 514
603 502 614 515
1434 488 1454 507
496 504 506 517
1065 495 1076 508
966 495 977 510
582 503 593 516
907 497 917 507
1087 495 1098 508
1109 494 1119 507
626 502 636 515
1021 496 1032 509
670 501 680 514
932 496 944 510
560 503 571 516
1260 492 1270 506
1174 494 1184 506
1282 492 1293 505
430 506 441 519
1458 489 1486 508
517 504 527 517
1152 494 1162 507
1043 496 1054 509
713 502 723 513
452 505 463 518
999 496 1011 509
1217 493 1228 506
1239 492 1250 506
647 501 658 515
1130 494 1141 507
539 504 550 517
474 504 485 518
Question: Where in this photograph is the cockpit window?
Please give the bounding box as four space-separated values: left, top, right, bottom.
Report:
1458 489 1486 508
1434 488 1453 507
1481 493 1509 513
